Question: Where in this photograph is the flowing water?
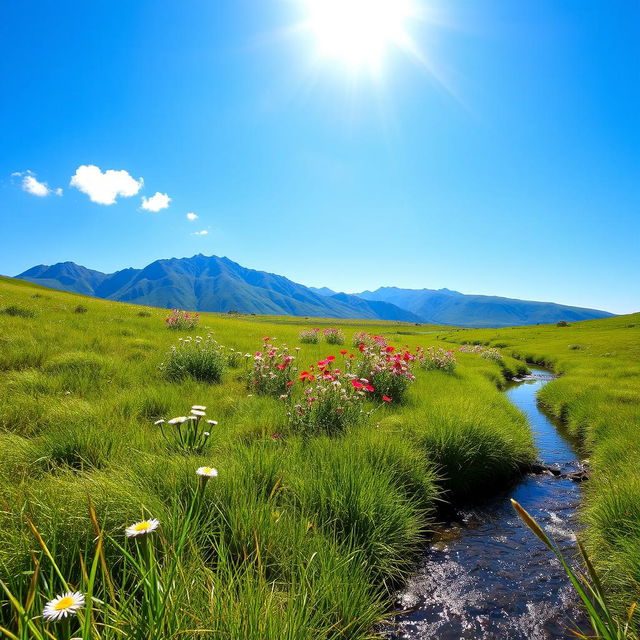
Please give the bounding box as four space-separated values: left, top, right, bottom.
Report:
387 369 588 639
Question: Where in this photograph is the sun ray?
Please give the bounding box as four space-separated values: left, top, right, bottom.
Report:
297 0 423 74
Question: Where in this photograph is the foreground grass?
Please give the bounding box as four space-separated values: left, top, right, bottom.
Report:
0 276 537 638
446 314 640 623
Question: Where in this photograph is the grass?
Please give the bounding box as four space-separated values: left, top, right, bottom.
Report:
3 275 636 637
0 276 534 638
446 315 640 624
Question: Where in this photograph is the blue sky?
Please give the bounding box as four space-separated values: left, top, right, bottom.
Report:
1 0 638 314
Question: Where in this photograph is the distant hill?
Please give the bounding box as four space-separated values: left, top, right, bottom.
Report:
15 255 421 323
14 255 614 326
356 287 614 327
309 286 337 297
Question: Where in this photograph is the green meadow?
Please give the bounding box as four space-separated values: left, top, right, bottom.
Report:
0 274 638 639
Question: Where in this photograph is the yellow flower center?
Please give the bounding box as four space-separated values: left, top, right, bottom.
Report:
202 467 213 474
134 521 151 532
54 596 74 610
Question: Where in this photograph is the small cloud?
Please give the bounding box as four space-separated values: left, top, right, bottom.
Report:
186 212 198 221
70 164 143 205
191 230 208 236
141 192 171 212
13 170 60 197
22 174 51 197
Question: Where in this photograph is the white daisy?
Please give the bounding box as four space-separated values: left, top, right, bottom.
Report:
191 405 206 411
196 466 218 478
154 419 165 425
125 518 160 538
190 409 206 416
206 419 218 426
168 416 189 424
42 591 85 622
203 431 210 437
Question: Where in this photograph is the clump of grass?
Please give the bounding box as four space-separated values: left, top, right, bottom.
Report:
286 367 369 437
33 418 121 471
246 341 295 396
3 304 36 318
352 331 387 349
323 328 345 345
165 308 199 330
160 335 226 383
225 346 245 368
290 438 426 583
480 347 502 361
74 305 88 314
355 342 417 402
299 328 320 344
419 346 457 373
137 310 151 317
43 352 112 392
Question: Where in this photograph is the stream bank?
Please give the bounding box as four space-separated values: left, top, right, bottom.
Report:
387 368 588 639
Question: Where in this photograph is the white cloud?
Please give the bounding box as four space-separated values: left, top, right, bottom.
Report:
22 174 51 197
141 192 171 212
13 170 60 197
70 164 143 205
191 229 208 236
186 212 198 221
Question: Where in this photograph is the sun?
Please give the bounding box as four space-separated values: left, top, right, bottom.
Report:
299 0 421 73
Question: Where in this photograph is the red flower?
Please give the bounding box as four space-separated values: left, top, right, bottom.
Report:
349 353 355 359
300 371 315 382
382 395 393 402
385 345 395 353
352 380 364 389
286 381 294 387
340 350 348 355
364 384 375 392
276 363 286 370
358 343 366 352
326 355 336 362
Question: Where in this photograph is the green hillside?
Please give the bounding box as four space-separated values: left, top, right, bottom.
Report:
0 276 638 638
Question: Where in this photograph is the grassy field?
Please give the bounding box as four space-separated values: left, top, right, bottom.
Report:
0 275 538 639
444 315 640 619
1 275 637 639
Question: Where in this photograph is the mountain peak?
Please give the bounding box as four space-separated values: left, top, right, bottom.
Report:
15 254 615 327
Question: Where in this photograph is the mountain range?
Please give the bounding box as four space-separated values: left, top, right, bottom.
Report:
14 254 614 327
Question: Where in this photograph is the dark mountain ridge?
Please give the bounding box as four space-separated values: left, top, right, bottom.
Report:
14 255 614 327
15 255 422 323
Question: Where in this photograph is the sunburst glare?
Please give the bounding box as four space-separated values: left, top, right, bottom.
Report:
296 0 424 75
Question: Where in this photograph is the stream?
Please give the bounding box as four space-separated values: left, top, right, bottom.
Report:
387 368 588 639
